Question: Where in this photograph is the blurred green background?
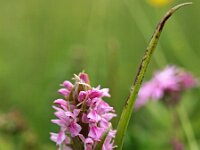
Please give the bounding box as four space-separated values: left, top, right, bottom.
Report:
0 0 200 149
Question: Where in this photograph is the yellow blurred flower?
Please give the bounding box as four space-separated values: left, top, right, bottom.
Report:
148 0 172 7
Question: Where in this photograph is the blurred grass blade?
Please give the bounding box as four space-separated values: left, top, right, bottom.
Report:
115 2 192 150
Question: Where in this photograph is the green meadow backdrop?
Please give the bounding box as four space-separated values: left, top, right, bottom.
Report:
0 0 200 149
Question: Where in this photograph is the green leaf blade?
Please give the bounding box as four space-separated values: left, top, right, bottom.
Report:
114 2 192 150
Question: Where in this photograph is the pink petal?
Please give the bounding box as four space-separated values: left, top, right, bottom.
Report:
78 91 87 102
154 66 179 91
135 80 158 109
87 110 101 123
96 100 114 114
88 89 103 99
69 122 81 137
101 88 111 97
179 72 198 89
85 138 94 144
54 99 68 110
101 113 116 121
51 119 66 127
79 72 90 84
84 138 94 150
135 97 149 109
88 125 104 141
58 88 70 97
82 113 89 123
65 111 74 118
99 119 109 128
73 109 80 117
151 85 164 100
86 97 100 107
50 130 66 145
102 130 116 150
54 109 66 120
62 81 73 91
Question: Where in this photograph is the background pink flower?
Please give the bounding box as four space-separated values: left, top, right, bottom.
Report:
135 66 198 109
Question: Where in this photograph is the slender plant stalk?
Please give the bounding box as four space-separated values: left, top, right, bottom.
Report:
115 3 192 150
60 144 63 150
177 104 199 150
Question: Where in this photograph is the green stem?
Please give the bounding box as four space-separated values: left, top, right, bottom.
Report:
177 104 199 150
60 144 63 150
115 3 192 150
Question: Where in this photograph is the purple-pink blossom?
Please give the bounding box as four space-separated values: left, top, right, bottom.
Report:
50 72 116 149
135 66 198 109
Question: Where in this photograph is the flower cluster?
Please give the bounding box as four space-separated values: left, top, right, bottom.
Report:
135 66 198 109
50 72 117 150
